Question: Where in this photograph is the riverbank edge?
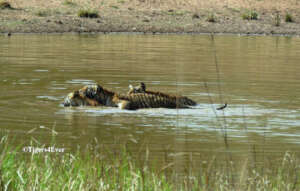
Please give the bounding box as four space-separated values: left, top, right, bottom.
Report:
1 31 300 37
1 5 300 37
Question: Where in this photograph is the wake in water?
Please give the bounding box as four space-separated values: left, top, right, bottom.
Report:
58 102 300 139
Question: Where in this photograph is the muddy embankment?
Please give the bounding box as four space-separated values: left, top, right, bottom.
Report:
0 0 300 35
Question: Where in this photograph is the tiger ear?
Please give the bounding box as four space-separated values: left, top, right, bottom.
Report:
85 85 101 99
95 84 103 93
73 90 80 97
140 82 146 91
85 86 94 98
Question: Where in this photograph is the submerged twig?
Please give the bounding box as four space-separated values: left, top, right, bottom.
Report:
216 103 227 110
204 81 223 129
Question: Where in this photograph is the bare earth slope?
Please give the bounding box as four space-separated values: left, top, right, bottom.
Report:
0 0 300 35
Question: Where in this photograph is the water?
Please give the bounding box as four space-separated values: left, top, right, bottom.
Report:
1 34 300 167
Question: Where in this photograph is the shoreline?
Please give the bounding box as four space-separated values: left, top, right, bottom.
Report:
1 31 300 37
1 0 300 36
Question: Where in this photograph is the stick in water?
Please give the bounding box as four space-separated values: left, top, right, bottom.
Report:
217 103 227 110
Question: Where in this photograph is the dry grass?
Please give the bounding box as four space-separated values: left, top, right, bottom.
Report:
0 0 299 34
6 0 300 13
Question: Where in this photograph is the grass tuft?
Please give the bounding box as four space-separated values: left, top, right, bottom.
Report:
166 10 186 16
35 10 50 17
110 5 119 9
0 1 12 9
285 13 293 22
63 0 76 6
78 9 99 18
207 13 216 22
242 10 258 20
192 13 200 19
274 13 280 26
117 0 126 4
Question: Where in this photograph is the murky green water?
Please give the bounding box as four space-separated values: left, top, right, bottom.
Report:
1 34 300 167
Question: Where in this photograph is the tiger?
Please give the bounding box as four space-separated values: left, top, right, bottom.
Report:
63 84 196 110
127 82 197 106
128 82 146 94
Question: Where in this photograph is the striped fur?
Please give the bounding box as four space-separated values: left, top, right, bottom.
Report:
128 82 197 106
63 84 196 110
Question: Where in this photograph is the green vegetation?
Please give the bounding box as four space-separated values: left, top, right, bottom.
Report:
1 136 300 191
110 5 119 9
78 9 99 18
35 10 50 17
63 0 76 6
285 13 293 22
275 13 280 26
0 1 12 9
242 10 258 20
207 13 216 22
117 0 126 4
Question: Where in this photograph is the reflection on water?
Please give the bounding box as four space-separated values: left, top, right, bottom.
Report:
1 34 300 167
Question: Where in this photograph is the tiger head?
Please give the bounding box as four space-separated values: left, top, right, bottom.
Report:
128 82 146 94
63 84 106 107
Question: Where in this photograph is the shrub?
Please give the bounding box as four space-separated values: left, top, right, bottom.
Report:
285 13 293 22
207 13 216 22
78 9 99 18
242 10 258 20
0 1 12 9
192 13 200 19
35 10 49 17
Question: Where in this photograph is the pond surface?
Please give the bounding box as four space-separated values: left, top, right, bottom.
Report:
1 34 300 168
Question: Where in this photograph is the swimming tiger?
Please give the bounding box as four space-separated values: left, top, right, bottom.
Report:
63 84 196 110
127 82 197 106
128 82 227 110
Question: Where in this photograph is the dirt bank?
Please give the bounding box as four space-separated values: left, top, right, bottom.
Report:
0 0 300 35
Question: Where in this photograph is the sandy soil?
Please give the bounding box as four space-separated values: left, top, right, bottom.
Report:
0 0 300 35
